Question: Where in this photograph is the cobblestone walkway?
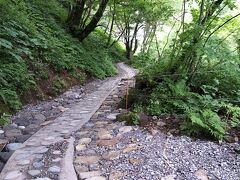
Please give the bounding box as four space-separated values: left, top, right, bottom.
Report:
0 63 136 180
73 76 239 180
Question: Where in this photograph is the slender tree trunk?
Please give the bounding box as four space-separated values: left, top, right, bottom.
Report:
107 0 116 46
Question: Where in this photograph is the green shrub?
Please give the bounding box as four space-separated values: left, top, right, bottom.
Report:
0 113 10 126
0 0 126 117
52 78 67 95
135 78 240 140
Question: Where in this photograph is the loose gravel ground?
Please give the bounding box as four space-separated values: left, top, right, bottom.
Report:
74 78 240 180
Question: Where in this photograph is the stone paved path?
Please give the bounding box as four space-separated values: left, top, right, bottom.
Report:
0 63 136 180
73 77 240 180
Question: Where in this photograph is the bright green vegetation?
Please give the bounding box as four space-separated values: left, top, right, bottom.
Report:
1 0 239 140
0 0 125 121
130 0 240 140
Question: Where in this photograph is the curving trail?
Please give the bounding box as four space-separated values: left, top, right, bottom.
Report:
0 63 136 180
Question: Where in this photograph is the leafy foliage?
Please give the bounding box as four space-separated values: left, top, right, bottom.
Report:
0 0 126 125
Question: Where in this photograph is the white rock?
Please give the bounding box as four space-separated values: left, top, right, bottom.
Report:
161 174 176 180
194 169 208 180
0 130 4 134
119 126 133 134
86 176 106 180
6 143 23 151
79 171 101 179
48 166 61 173
106 113 119 120
4 170 23 179
28 170 41 176
18 126 25 130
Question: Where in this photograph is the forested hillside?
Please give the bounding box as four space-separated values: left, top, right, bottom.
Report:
0 0 239 141
0 0 125 122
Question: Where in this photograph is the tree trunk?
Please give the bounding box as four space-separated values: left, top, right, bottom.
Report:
78 0 109 41
67 0 86 34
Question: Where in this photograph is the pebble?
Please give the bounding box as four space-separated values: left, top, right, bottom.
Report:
0 130 4 134
28 170 41 176
78 138 92 145
4 170 23 179
17 159 30 165
18 126 25 130
48 166 61 173
52 158 62 162
6 143 23 151
33 161 44 168
52 150 61 155
79 171 101 179
119 126 133 134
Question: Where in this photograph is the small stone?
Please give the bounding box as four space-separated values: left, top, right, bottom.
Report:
41 141 53 146
194 169 208 180
75 165 88 172
152 116 158 120
78 138 92 145
97 130 112 140
52 158 62 162
17 159 30 165
58 106 69 112
18 126 25 130
15 135 31 143
107 113 119 120
129 158 143 165
75 156 100 164
28 170 41 176
119 126 133 134
52 150 61 155
79 171 101 179
102 151 120 160
0 130 4 134
161 174 177 180
35 146 48 154
234 137 239 142
109 171 124 180
34 178 51 180
11 123 18 128
76 131 89 136
5 129 22 138
146 135 153 141
4 170 23 179
89 164 99 171
48 166 61 173
76 144 86 151
33 113 46 123
6 143 23 151
97 136 121 147
86 176 106 180
122 144 138 153
33 161 44 168
157 121 166 126
149 129 158 135
15 153 30 160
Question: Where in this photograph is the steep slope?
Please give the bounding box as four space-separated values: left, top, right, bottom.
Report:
0 0 126 120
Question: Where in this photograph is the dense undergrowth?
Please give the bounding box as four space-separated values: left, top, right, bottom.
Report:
0 0 126 123
130 48 240 140
128 7 240 140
